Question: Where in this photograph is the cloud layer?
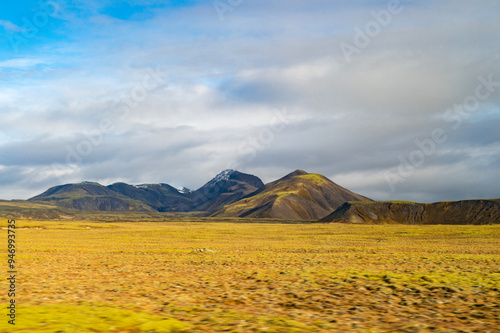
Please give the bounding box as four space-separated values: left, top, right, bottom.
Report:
0 0 499 202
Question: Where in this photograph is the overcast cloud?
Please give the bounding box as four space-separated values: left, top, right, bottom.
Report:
0 0 499 202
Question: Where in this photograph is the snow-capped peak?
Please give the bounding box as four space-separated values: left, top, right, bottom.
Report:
206 169 235 187
178 187 192 193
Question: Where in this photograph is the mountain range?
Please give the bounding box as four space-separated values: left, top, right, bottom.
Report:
2 169 496 224
29 169 265 214
27 169 371 219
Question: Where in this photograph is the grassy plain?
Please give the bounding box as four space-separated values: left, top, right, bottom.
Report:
1 219 499 332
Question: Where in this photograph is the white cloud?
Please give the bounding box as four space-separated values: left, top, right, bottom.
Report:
0 58 48 69
0 20 21 32
0 0 499 202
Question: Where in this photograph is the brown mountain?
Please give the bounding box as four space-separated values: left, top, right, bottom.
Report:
320 199 500 225
212 170 371 220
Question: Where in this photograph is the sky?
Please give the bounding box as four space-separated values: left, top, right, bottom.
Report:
0 0 499 202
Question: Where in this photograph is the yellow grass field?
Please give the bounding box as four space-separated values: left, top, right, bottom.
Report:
1 220 499 332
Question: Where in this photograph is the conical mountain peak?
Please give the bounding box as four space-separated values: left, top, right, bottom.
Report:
213 170 371 220
288 169 308 177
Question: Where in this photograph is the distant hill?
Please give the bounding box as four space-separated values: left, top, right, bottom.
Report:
29 182 155 212
0 200 76 219
212 170 371 220
190 169 264 213
320 199 500 225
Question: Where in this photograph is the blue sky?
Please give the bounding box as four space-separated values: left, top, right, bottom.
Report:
0 0 499 201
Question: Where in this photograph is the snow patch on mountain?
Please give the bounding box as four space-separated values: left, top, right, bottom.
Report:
206 169 235 188
178 187 192 193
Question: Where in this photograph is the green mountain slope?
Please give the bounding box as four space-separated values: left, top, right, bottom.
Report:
212 170 371 220
29 182 155 212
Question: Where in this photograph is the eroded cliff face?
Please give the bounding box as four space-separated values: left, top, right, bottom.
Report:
321 199 500 225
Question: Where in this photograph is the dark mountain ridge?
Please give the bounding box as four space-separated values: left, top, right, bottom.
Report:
29 182 155 212
320 199 500 225
189 169 264 213
28 170 265 213
107 182 192 212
